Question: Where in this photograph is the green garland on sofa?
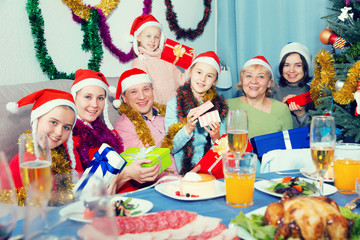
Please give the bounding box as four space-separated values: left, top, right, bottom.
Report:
26 0 103 80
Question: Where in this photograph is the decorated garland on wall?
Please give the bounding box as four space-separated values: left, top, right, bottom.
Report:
165 0 211 40
62 0 120 21
26 0 102 79
311 49 359 105
70 0 153 63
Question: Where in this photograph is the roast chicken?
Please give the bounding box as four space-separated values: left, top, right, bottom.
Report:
263 192 354 240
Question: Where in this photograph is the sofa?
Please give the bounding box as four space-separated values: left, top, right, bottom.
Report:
0 77 120 161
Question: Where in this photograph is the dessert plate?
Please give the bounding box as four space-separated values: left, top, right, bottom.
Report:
254 177 337 197
228 206 267 240
300 167 334 182
59 196 153 223
154 180 225 201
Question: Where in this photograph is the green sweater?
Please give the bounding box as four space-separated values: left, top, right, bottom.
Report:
226 98 293 138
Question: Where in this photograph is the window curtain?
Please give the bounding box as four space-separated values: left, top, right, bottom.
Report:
216 0 332 99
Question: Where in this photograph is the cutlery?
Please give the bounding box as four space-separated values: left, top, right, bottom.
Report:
345 197 360 210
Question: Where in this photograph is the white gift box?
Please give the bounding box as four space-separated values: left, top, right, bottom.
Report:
199 110 221 127
73 143 126 194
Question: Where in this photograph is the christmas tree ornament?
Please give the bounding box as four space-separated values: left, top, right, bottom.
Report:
319 28 346 49
335 80 345 90
355 80 360 116
319 28 335 45
338 6 353 22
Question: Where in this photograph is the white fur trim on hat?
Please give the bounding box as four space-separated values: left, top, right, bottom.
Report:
243 58 273 79
133 31 165 57
121 74 152 93
71 78 109 99
279 42 312 68
189 57 221 74
30 99 77 125
133 21 163 38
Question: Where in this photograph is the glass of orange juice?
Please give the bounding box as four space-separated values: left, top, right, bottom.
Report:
333 143 360 193
222 152 257 207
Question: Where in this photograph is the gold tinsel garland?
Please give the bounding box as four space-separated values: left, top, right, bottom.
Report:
62 0 120 20
161 87 217 150
118 102 166 147
310 49 337 105
15 132 75 206
332 61 360 105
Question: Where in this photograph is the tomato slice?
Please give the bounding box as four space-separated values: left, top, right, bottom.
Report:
84 208 95 219
282 176 293 183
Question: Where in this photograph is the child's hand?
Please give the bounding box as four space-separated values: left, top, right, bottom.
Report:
190 164 201 173
185 108 198 135
204 121 221 142
126 158 160 184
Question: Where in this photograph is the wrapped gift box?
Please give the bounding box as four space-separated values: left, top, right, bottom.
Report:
286 91 313 106
199 110 220 127
195 100 214 118
161 38 195 69
196 134 253 179
73 143 127 194
250 126 310 158
121 146 172 174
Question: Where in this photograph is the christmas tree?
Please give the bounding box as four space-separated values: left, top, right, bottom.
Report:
310 0 360 142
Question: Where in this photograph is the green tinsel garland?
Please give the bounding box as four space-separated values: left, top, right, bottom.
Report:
26 0 103 80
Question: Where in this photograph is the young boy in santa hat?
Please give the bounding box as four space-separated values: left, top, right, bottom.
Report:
71 69 124 171
130 14 189 105
163 51 228 174
6 89 82 192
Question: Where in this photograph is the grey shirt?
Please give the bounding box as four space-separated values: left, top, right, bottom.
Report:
272 84 312 128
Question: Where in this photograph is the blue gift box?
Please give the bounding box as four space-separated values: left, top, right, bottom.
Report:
250 126 310 158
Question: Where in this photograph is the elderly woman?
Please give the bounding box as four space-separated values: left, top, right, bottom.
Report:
227 56 293 138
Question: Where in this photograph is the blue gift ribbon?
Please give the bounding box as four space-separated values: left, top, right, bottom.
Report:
76 147 122 192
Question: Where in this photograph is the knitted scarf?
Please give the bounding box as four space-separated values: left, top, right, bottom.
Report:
72 117 124 169
118 102 166 147
161 82 228 174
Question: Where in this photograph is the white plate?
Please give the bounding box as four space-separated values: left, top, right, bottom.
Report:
154 180 225 201
228 206 267 240
59 196 153 223
300 167 334 182
254 177 337 197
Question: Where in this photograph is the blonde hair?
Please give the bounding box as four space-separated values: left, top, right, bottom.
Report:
236 64 275 97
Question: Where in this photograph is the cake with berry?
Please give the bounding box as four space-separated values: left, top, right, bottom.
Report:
180 172 216 197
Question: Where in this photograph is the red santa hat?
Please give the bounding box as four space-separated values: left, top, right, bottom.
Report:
242 56 273 79
113 68 152 108
6 89 78 169
71 69 115 130
189 51 221 74
130 14 165 56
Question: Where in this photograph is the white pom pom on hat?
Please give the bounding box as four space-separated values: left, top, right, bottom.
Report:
6 102 19 113
113 68 152 108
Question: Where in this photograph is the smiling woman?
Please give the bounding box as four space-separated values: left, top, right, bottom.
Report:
71 69 124 170
226 56 293 139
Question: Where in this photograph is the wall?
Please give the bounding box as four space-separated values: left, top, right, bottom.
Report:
0 0 216 85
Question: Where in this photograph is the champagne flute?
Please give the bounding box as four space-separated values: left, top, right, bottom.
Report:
19 133 52 192
226 110 248 153
310 116 336 196
0 152 17 240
